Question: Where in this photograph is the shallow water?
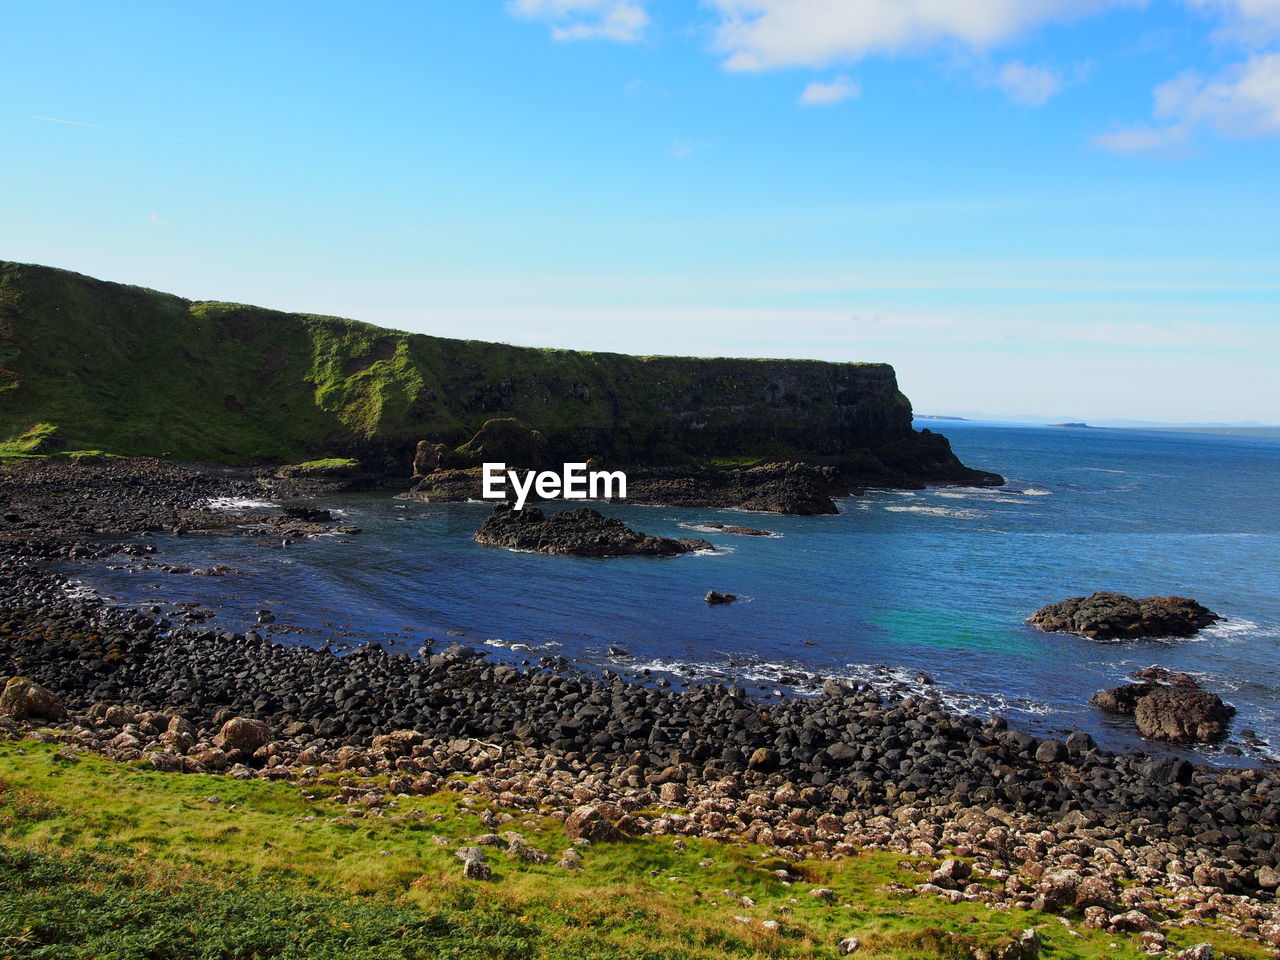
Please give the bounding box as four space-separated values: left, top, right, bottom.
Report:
68 421 1280 764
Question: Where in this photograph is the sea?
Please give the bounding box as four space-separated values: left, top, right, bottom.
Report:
65 421 1280 765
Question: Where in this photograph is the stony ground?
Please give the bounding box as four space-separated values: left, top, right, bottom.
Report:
1 457 1277 959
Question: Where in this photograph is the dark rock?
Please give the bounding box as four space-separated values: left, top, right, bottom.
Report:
1029 592 1220 640
1089 684 1162 715
1092 683 1234 744
704 590 737 605
1132 666 1199 688
474 504 712 557
748 747 780 771
1034 740 1068 763
282 506 333 523
702 523 774 537
1134 688 1234 744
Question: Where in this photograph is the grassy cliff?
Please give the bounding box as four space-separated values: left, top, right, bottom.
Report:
0 262 916 468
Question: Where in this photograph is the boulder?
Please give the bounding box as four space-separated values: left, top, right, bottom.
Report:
564 805 620 842
1133 688 1234 744
0 676 67 721
412 441 448 477
371 729 425 758
1034 739 1067 763
1090 684 1162 715
213 717 273 753
1091 683 1233 744
928 858 971 889
455 846 491 880
1109 910 1159 934
747 747 780 772
1029 592 1220 640
1032 868 1080 911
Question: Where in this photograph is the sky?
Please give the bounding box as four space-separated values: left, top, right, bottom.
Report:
1 1 1278 423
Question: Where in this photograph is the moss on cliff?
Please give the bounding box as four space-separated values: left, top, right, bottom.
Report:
0 262 951 474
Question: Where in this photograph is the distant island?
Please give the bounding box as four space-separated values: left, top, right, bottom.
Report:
1052 422 1091 428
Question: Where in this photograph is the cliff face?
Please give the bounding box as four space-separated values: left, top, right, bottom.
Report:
0 261 991 483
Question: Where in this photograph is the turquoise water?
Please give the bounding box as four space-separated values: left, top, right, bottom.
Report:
73 421 1280 763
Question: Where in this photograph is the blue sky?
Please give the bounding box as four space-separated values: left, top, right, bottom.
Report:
2 1 1278 422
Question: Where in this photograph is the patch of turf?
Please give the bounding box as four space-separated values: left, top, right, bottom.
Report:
0 740 1264 959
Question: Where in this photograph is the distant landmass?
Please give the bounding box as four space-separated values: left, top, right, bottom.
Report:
0 261 995 488
918 413 1280 438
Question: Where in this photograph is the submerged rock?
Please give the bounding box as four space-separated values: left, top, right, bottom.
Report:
1028 592 1220 640
702 522 774 537
704 590 737 605
474 504 712 557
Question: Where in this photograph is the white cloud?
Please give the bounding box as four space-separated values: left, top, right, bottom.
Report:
706 0 1122 71
1186 0 1280 40
508 0 649 43
1096 51 1280 150
798 75 861 105
997 60 1062 105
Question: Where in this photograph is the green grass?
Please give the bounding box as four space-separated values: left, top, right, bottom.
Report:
0 260 901 465
294 457 360 470
0 423 59 459
0 740 1263 960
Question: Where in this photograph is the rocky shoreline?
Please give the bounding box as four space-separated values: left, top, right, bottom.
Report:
2 457 1279 955
406 458 1006 516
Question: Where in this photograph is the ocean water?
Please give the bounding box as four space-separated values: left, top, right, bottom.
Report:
68 421 1280 764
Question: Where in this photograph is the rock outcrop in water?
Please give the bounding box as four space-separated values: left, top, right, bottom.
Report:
1028 592 1220 640
473 504 712 557
1091 682 1235 744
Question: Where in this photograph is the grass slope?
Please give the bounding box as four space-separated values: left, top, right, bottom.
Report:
0 262 908 466
1 740 1262 960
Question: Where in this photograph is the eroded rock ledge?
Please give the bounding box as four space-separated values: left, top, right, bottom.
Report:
1029 592 1221 641
473 504 712 557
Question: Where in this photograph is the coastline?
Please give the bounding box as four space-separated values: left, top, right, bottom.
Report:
2 457 1279 954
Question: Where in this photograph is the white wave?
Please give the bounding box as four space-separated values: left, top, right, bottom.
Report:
204 497 279 510
935 491 1030 505
61 580 99 600
678 523 782 538
1022 488 1053 496
686 545 733 557
1199 617 1264 642
615 653 1053 721
480 638 537 653
883 505 983 519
